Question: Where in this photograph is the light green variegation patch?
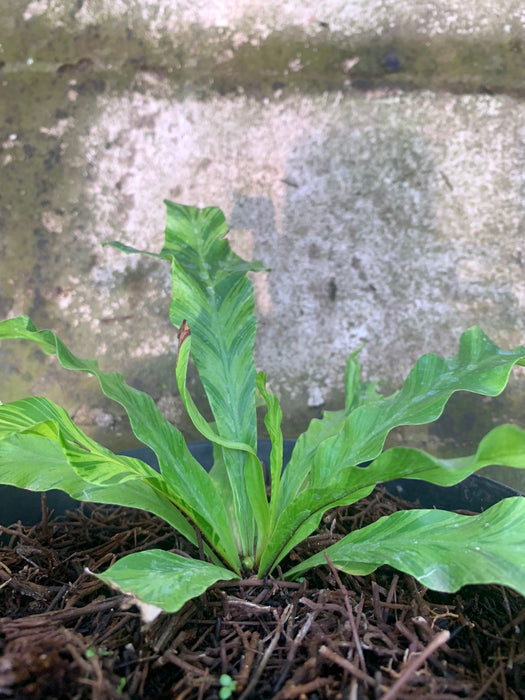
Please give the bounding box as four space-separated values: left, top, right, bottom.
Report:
96 549 239 614
1 200 524 613
285 497 525 593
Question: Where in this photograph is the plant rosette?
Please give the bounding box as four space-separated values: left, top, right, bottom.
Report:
0 201 524 619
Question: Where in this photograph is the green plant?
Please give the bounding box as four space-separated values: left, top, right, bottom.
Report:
0 201 524 616
219 674 237 699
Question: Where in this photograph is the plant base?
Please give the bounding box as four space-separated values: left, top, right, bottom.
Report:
1 488 523 699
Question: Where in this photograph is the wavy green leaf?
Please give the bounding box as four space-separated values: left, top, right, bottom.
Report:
323 327 525 471
259 329 525 575
282 329 525 517
95 549 239 614
0 397 160 485
0 317 240 571
286 497 525 596
259 423 525 576
110 202 265 449
0 412 199 545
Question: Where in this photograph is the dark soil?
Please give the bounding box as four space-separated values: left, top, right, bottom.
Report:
0 489 523 699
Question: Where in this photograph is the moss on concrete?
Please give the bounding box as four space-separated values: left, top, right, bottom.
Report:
1 12 525 97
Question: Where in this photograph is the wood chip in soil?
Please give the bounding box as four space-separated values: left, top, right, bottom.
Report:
0 488 523 699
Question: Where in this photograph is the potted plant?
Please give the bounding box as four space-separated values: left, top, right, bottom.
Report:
0 201 524 698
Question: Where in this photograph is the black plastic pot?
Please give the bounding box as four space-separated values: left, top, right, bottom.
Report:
0 439 521 527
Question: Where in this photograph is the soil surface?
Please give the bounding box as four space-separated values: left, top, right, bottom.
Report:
0 489 523 699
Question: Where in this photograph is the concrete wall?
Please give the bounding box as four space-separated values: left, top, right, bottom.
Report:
0 1 524 487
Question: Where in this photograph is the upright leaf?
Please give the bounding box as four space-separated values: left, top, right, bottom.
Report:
343 349 380 413
164 203 265 556
243 451 270 565
278 350 379 512
163 203 264 445
107 202 267 557
175 323 257 456
256 372 284 529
